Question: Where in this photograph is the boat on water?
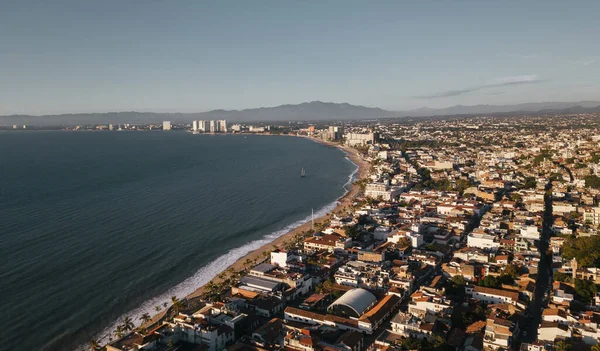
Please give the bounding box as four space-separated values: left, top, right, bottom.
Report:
301 167 306 177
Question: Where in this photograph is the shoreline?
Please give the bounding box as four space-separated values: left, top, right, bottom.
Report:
91 134 370 346
184 136 369 300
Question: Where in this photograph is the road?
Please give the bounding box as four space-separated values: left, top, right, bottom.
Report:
518 180 554 344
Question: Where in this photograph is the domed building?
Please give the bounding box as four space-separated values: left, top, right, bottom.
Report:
328 288 377 318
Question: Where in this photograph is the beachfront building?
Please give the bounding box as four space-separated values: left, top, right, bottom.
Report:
162 121 171 131
364 182 404 201
304 233 352 253
345 132 378 146
270 249 303 268
199 120 207 132
218 120 227 132
247 263 313 297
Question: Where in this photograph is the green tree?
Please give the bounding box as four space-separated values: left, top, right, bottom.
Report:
563 236 600 267
89 339 101 351
503 264 518 279
585 175 600 189
555 340 571 351
114 324 125 339
344 225 361 240
554 271 573 283
479 275 500 288
122 316 134 332
140 313 152 325
171 295 183 314
575 279 598 304
523 177 537 189
452 275 466 286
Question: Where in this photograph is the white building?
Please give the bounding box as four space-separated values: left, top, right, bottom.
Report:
345 132 378 146
209 120 216 133
407 232 423 248
465 286 519 305
249 126 266 132
199 120 207 132
364 182 403 201
192 120 198 131
163 121 171 130
270 249 301 268
218 120 227 132
584 207 600 226
467 233 499 251
519 225 540 240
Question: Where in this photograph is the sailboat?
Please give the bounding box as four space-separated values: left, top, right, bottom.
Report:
301 167 306 178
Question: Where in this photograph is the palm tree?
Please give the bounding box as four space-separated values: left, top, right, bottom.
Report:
591 345 600 351
171 295 183 314
122 316 134 332
89 338 101 351
140 313 152 325
155 305 161 312
555 341 571 351
114 324 125 339
244 258 253 269
206 281 217 292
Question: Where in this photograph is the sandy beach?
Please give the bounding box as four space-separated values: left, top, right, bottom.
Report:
182 136 369 301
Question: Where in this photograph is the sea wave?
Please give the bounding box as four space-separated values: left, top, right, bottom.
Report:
81 154 360 349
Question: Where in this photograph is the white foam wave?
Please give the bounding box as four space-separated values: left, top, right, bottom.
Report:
80 155 360 350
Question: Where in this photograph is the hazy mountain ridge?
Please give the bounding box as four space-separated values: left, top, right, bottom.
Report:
1 100 600 126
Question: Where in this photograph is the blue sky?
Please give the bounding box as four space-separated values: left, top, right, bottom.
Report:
1 0 599 115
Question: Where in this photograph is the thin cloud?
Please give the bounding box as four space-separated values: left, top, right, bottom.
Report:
415 75 542 99
502 53 538 60
574 59 595 66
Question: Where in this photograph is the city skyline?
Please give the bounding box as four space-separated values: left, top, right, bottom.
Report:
1 1 599 115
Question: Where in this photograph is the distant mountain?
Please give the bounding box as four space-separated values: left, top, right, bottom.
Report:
0 101 393 126
196 101 393 121
400 101 600 117
1 100 600 126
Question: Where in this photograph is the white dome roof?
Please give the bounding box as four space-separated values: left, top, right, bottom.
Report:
328 288 377 316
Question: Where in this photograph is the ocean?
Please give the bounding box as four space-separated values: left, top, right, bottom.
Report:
0 131 356 350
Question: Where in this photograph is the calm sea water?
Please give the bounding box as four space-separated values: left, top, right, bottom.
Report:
0 131 355 350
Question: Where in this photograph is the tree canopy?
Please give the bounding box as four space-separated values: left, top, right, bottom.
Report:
563 236 600 267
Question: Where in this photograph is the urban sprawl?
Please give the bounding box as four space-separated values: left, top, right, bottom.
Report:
57 113 600 351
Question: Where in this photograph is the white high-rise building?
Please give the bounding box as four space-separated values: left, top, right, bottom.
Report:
198 120 207 132
192 120 198 131
163 121 171 131
109 124 114 131
209 120 216 133
218 120 227 132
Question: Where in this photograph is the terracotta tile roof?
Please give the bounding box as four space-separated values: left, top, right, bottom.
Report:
466 320 486 334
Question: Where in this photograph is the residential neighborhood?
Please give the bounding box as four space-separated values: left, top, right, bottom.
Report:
101 112 600 351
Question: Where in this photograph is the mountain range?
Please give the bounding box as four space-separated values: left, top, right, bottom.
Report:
2 100 600 126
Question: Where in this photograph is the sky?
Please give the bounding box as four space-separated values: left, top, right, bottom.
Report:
1 0 599 115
